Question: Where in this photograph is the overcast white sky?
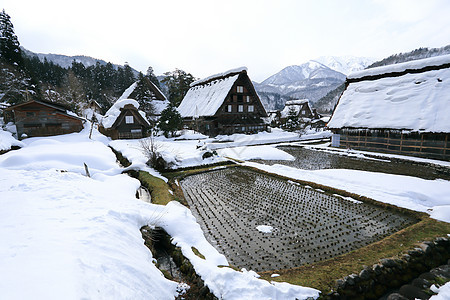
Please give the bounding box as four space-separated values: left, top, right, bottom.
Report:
3 0 450 82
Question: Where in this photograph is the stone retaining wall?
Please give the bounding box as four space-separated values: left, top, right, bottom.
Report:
325 237 450 299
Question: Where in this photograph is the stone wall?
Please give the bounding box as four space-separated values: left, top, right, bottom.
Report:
325 237 450 299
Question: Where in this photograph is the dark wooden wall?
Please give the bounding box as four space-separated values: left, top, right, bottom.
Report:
334 129 450 161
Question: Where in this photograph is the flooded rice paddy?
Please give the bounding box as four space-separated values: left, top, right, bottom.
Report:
254 146 450 181
181 168 418 272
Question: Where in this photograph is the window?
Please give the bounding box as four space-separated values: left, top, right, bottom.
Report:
130 129 141 133
238 105 243 112
301 110 306 115
246 96 250 102
125 116 134 124
248 105 254 112
242 126 246 132
227 105 232 112
26 112 35 117
237 86 244 93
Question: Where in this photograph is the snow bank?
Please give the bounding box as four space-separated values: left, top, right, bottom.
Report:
209 129 331 150
217 145 295 161
0 133 121 176
244 162 450 223
328 67 450 132
0 168 179 300
430 281 450 299
0 126 320 300
0 129 24 151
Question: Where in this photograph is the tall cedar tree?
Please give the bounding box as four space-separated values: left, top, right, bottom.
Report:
0 9 22 66
162 68 195 106
133 72 155 116
158 103 183 138
284 106 299 131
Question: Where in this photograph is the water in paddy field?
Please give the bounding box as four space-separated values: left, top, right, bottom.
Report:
181 168 418 272
254 146 450 181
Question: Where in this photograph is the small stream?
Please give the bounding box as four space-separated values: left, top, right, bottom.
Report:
253 146 450 181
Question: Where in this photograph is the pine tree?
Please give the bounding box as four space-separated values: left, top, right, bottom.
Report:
0 9 22 66
158 103 183 138
162 68 195 106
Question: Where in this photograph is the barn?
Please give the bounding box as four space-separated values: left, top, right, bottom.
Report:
328 54 450 161
3 99 84 139
177 67 268 136
99 99 151 140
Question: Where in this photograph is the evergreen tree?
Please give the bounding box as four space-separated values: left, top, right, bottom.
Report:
133 72 155 116
162 68 195 106
0 9 22 66
284 106 299 131
146 66 161 88
158 103 183 138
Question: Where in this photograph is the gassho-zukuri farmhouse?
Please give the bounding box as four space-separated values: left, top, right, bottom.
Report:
328 54 450 161
177 67 268 137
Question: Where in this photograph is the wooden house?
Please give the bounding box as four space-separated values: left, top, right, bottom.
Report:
99 99 150 140
3 100 84 139
120 78 169 120
177 67 268 136
280 99 315 120
328 54 450 161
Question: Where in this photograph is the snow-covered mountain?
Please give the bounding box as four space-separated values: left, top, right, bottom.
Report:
255 56 375 110
313 56 375 75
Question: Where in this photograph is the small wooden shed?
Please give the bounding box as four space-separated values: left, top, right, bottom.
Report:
99 99 150 139
3 99 84 139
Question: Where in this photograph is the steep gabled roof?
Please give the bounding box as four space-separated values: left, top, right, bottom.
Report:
328 55 450 133
280 99 312 118
119 78 167 101
178 67 248 118
101 99 150 129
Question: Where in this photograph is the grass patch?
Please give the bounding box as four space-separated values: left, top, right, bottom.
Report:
138 171 174 205
260 217 450 293
191 247 205 260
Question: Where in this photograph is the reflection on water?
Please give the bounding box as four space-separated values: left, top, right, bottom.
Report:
253 146 450 181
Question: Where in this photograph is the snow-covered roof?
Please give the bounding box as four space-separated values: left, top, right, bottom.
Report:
119 80 167 101
285 99 309 106
328 66 450 132
178 74 240 118
280 99 312 118
348 54 450 80
101 99 150 129
190 67 247 87
152 99 169 116
119 82 138 100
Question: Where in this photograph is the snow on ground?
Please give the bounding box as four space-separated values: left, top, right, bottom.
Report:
218 144 295 161
256 225 274 233
0 129 25 151
244 162 450 223
209 128 331 150
0 126 320 300
430 281 450 299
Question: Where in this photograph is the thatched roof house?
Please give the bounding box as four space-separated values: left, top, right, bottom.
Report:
178 67 268 136
328 54 450 161
99 99 150 140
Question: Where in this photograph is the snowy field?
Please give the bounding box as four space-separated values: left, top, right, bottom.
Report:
1 124 449 299
0 126 320 300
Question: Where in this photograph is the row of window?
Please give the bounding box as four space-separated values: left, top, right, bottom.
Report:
225 105 254 113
